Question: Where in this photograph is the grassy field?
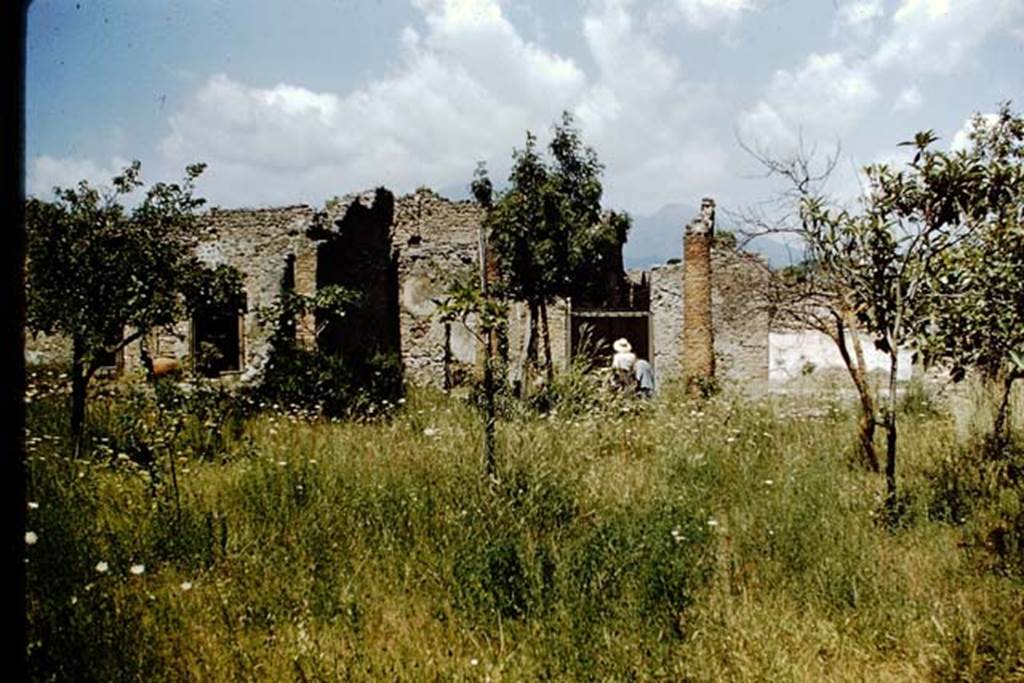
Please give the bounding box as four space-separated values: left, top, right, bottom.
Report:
23 372 1024 681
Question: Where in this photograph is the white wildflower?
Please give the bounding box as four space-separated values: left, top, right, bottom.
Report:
423 427 439 437
764 479 774 486
24 531 38 545
27 501 39 510
180 581 192 591
130 563 145 575
707 518 719 528
95 561 109 573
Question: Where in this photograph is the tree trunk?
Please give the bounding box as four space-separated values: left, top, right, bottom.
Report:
884 349 899 520
442 321 452 392
992 371 1018 453
483 329 497 479
539 299 553 384
521 299 539 399
834 313 880 473
70 336 88 457
139 336 156 382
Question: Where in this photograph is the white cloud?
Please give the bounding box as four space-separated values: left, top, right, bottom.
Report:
736 102 797 150
834 0 885 40
576 0 727 210
950 111 999 151
873 0 1024 73
892 84 924 111
160 0 586 206
839 0 885 27
672 0 762 29
27 155 132 198
738 52 879 152
152 0 728 213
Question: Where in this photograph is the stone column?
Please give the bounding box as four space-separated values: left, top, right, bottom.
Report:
683 198 715 392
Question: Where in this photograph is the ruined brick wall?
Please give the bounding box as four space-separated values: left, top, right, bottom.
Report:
393 189 484 386
682 199 715 387
649 246 770 389
711 248 771 387
150 204 318 379
196 205 317 379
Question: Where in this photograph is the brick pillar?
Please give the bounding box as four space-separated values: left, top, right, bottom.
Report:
683 198 715 392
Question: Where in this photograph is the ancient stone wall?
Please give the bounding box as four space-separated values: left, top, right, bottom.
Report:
393 189 484 386
25 187 777 393
649 246 771 389
186 204 318 380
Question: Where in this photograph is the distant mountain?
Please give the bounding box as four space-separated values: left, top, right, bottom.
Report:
623 203 804 270
622 203 695 269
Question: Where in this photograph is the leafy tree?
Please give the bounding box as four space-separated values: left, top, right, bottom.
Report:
909 104 1024 446
483 111 630 389
744 106 1024 514
798 104 1024 515
738 140 884 473
25 161 243 451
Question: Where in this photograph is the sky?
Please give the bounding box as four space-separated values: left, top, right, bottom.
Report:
25 0 1024 262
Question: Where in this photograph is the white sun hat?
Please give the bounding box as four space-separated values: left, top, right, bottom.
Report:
613 338 632 353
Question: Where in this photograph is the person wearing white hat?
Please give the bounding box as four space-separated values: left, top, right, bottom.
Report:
611 338 637 391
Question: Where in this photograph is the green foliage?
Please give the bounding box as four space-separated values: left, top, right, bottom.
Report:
23 385 1024 679
25 160 244 439
86 378 250 468
252 280 399 418
251 347 403 419
713 229 738 249
25 161 238 368
435 270 508 336
874 104 1024 388
256 284 362 351
483 111 631 306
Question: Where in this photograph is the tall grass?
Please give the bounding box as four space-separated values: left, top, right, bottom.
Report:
23 374 1024 680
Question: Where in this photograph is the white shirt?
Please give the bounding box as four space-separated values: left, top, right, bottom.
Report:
612 351 636 371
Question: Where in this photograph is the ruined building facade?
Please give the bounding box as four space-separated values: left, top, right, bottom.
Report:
27 188 777 391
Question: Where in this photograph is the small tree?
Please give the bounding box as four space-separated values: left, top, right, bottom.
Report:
910 104 1024 447
485 111 630 390
798 110 1023 515
25 161 242 451
738 139 883 473
437 271 508 478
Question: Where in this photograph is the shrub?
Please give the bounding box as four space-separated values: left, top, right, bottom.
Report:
249 348 403 419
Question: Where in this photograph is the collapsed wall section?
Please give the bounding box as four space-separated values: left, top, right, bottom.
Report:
316 189 400 363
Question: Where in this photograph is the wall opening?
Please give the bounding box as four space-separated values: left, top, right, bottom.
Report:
91 324 125 375
193 295 245 377
570 310 652 368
